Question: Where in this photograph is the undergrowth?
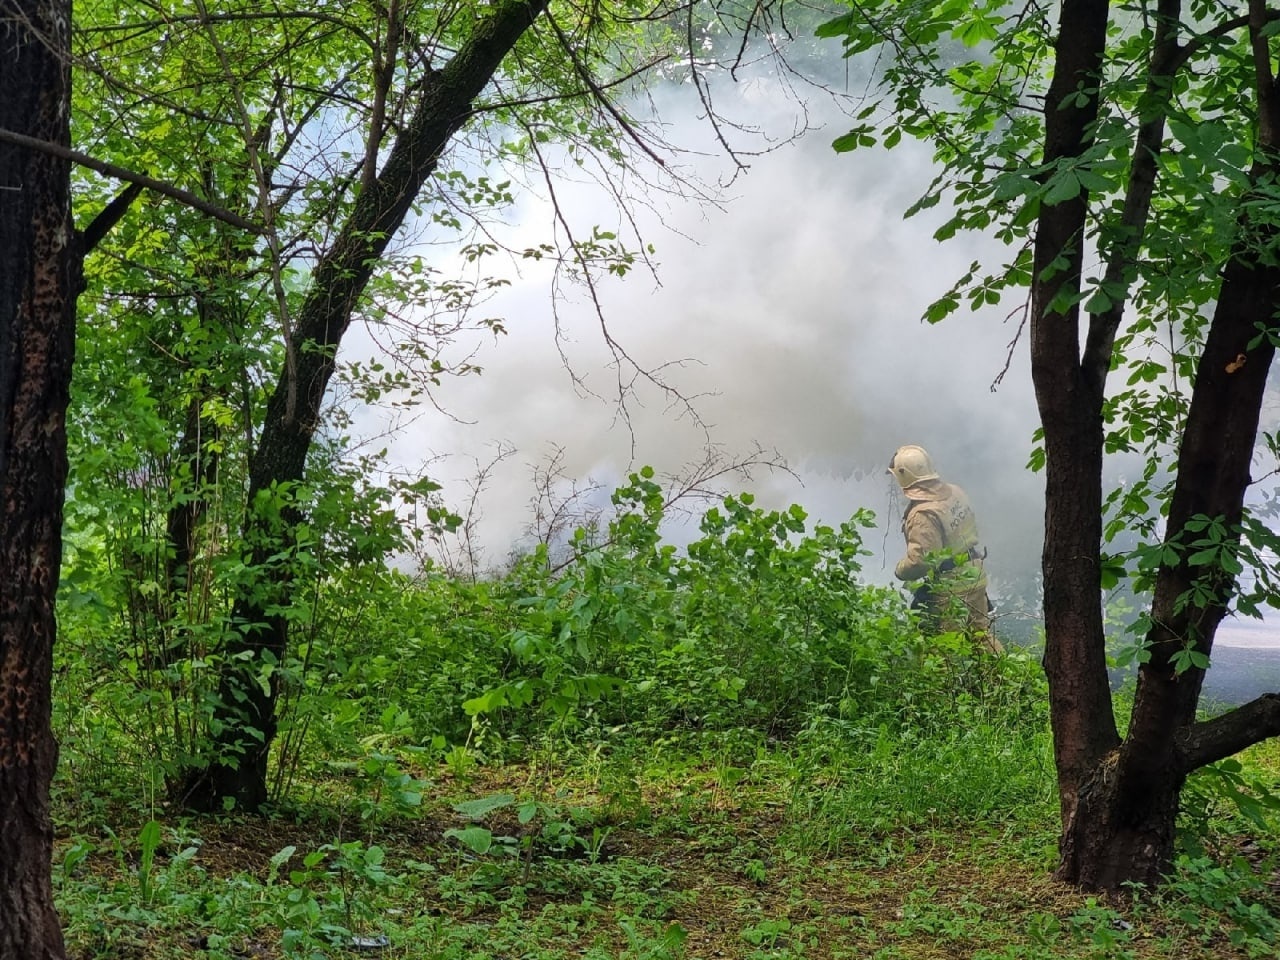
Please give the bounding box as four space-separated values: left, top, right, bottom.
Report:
51 474 1280 958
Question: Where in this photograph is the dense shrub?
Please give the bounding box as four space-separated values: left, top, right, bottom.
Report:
56 467 1035 798
458 469 1003 742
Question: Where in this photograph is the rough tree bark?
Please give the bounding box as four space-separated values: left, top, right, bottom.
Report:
1058 246 1280 888
1035 0 1280 890
0 2 74 956
178 0 553 813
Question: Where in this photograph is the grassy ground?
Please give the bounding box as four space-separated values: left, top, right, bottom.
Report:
52 734 1280 960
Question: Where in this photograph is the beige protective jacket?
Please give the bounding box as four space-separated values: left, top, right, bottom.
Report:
894 479 997 646
894 479 984 582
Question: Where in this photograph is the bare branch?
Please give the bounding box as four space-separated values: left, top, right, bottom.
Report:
1177 693 1280 771
524 128 711 456
542 8 666 167
991 296 1031 392
0 126 259 233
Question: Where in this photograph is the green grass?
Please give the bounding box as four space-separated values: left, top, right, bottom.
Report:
51 726 1280 960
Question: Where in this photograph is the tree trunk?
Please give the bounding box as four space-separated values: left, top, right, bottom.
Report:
0 2 74 956
1056 748 1184 891
179 0 551 813
1049 2 1280 890
1056 237 1280 890
1029 0 1120 842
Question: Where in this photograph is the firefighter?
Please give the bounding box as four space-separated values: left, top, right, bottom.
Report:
887 444 1002 653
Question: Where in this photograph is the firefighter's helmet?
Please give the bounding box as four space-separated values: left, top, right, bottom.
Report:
887 445 939 490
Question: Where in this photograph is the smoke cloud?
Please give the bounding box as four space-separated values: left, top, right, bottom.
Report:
338 40 1280 702
348 76 1048 613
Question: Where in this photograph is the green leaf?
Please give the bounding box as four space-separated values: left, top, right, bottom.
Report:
444 826 494 855
453 793 515 819
1171 647 1211 674
1084 287 1113 313
1043 170 1081 205
1186 547 1218 566
814 14 855 39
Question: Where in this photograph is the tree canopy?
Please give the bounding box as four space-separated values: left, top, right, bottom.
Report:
53 0 825 815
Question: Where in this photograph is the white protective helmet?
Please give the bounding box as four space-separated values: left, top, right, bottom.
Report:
887 444 939 490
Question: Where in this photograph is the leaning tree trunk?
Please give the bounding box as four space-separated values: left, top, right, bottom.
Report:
0 2 74 956
178 0 552 813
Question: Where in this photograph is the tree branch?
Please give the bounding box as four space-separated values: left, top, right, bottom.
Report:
362 0 402 194
1080 0 1181 389
543 8 666 167
0 126 260 233
1177 693 1280 771
1250 0 1278 148
78 9 378 55
79 181 143 254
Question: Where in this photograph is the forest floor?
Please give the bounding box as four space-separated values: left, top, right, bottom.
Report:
52 742 1280 960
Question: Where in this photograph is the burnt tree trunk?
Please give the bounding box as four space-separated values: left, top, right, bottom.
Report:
178 0 551 813
0 2 74 957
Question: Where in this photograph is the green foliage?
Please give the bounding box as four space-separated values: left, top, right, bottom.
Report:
814 0 1255 414
1181 758 1280 852
65 0 795 809
1161 855 1280 956
57 460 1015 808
51 514 1280 960
442 790 606 880
786 652 1054 853
457 471 918 741
55 433 444 796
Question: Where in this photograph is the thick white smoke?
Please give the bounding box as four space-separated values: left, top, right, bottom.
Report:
351 77 1047 607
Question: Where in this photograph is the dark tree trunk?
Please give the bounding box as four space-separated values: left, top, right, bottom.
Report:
1057 224 1280 890
1029 0 1119 842
1056 751 1184 891
179 0 552 813
0 2 74 956
1039 0 1280 891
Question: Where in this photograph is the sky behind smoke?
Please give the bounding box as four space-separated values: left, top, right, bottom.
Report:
350 72 1049 608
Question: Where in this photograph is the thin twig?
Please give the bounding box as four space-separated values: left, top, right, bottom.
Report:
542 9 666 167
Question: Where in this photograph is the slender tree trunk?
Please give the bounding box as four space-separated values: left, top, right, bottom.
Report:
179 0 551 813
0 2 74 956
1029 0 1119 845
164 394 219 626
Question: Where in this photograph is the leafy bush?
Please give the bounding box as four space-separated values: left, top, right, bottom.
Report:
56 464 1030 804
461 469 954 741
